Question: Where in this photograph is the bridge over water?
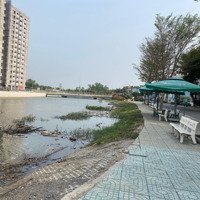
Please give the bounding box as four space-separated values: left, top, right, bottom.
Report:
46 92 112 100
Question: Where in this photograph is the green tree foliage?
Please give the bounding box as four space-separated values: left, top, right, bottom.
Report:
39 85 53 90
87 82 110 94
180 45 200 106
180 45 200 84
75 86 85 92
25 79 39 89
136 14 200 82
114 86 138 99
26 79 53 90
138 37 172 82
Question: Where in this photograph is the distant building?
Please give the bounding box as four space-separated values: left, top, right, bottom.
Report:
0 0 29 90
0 0 6 86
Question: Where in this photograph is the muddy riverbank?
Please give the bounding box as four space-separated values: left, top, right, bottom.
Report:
0 99 143 200
0 97 115 164
0 139 133 200
0 97 116 192
0 135 88 187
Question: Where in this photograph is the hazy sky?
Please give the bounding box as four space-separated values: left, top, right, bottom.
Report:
12 0 200 89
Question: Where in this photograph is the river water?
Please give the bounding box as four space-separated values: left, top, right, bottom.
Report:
0 97 116 164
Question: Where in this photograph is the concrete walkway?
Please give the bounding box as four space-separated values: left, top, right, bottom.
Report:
79 102 200 200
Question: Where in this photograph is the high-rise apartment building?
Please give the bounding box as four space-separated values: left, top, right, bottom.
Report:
0 0 29 90
0 0 6 86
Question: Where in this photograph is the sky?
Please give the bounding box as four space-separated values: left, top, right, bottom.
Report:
12 0 200 89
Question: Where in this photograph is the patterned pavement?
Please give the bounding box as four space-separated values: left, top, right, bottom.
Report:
79 103 200 200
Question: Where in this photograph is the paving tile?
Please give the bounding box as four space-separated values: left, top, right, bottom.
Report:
149 185 180 200
168 170 193 181
123 156 143 166
80 183 150 200
170 178 200 192
144 162 164 171
184 169 200 181
119 191 150 200
106 166 122 180
80 187 119 200
120 175 148 195
162 162 182 170
146 176 174 188
121 163 145 175
96 178 121 191
78 103 200 200
176 190 200 200
107 174 148 195
145 168 169 179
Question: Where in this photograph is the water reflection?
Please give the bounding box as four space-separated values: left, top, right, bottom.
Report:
0 98 28 162
0 98 27 126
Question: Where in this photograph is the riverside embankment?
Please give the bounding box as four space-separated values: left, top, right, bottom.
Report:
0 101 143 200
0 98 116 188
0 91 46 98
0 91 112 99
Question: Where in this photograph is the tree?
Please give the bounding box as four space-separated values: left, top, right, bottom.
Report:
87 83 110 94
180 45 200 106
25 79 39 89
39 85 53 90
136 14 200 82
75 86 85 92
137 37 172 82
114 86 134 99
180 45 200 84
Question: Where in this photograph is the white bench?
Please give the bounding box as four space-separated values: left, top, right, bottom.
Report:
170 116 199 144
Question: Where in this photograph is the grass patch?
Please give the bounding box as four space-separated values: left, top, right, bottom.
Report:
86 105 111 111
69 128 93 141
91 101 143 145
13 115 36 125
56 112 90 121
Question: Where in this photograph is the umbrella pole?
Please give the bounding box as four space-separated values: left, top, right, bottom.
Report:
154 93 156 103
174 94 177 116
145 93 148 104
157 93 159 112
159 93 164 111
183 105 186 116
152 92 157 116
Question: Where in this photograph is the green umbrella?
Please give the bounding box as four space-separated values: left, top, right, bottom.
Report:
145 77 200 93
139 85 154 105
139 85 153 93
140 84 184 110
145 77 200 115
